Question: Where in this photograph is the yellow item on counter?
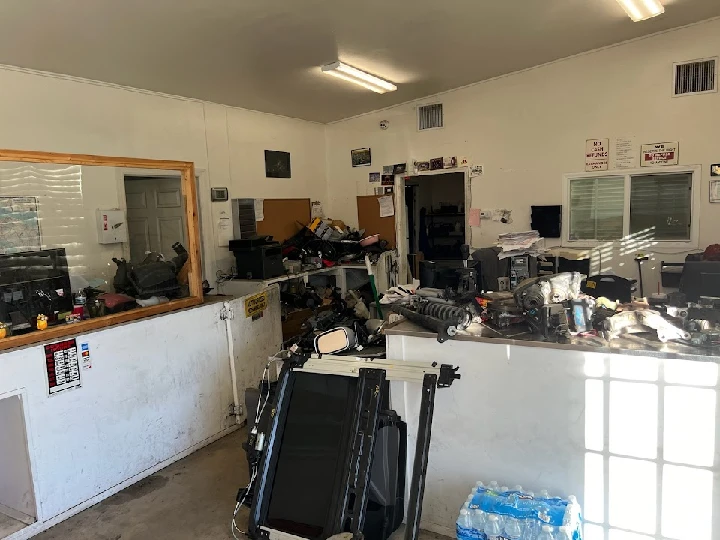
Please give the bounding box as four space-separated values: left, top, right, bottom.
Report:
596 297 618 311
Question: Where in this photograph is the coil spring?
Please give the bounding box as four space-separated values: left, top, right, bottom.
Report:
417 302 470 328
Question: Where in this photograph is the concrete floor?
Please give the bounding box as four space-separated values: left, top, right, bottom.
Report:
0 513 27 538
33 428 449 540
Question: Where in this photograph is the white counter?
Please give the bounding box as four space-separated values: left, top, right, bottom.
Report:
1 288 281 539
387 330 720 540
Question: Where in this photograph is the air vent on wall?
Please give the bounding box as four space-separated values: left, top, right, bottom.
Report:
673 58 717 96
417 103 443 131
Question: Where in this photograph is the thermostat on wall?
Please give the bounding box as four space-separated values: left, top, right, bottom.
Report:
211 187 229 202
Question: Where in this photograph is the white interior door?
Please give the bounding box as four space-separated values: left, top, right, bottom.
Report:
124 176 187 262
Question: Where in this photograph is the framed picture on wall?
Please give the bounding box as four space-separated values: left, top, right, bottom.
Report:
351 148 372 167
265 150 291 178
711 180 720 203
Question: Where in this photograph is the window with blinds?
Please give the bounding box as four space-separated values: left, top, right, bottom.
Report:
569 176 625 241
630 173 691 240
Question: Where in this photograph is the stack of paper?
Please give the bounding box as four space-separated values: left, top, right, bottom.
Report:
497 231 546 259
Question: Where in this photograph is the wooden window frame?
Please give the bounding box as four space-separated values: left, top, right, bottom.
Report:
0 148 202 352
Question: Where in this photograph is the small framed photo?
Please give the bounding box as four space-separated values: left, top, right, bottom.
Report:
711 164 720 177
351 148 372 167
711 179 720 203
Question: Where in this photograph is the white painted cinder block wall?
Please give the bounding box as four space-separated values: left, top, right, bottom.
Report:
0 66 329 282
324 18 720 291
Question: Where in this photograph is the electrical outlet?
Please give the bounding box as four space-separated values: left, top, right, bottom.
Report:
479 210 493 219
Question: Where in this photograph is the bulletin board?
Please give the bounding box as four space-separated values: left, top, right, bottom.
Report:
256 198 311 243
357 195 396 248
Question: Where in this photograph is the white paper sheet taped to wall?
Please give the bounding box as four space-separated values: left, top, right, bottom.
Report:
311 201 324 219
378 195 395 218
254 199 264 221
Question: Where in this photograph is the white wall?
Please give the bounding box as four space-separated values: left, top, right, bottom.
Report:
388 333 720 540
0 302 236 538
0 67 328 283
325 19 720 291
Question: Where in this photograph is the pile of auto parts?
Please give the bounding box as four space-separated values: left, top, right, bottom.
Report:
234 352 460 540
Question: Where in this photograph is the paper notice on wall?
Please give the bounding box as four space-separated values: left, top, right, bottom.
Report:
585 139 609 171
254 199 264 221
45 338 81 395
469 208 481 228
311 201 324 219
641 141 679 167
217 215 232 247
80 342 92 370
470 165 484 178
615 137 636 169
378 195 395 218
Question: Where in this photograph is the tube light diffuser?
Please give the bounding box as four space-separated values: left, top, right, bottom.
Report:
321 61 397 93
616 0 664 21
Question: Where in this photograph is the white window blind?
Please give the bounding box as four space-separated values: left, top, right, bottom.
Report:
569 176 624 241
630 173 692 240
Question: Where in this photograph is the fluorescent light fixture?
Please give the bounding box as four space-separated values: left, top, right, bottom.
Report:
616 0 664 21
321 61 397 93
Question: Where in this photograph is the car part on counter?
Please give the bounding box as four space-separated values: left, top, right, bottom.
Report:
390 304 458 343
581 274 636 303
416 299 471 330
603 309 691 342
526 303 570 340
514 272 582 311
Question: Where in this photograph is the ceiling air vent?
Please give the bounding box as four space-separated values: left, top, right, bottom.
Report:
673 58 717 96
417 103 443 131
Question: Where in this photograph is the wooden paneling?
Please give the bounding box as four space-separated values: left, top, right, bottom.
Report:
256 198 311 243
357 195 396 248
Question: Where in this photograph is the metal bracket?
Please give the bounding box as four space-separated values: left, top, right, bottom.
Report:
220 305 234 321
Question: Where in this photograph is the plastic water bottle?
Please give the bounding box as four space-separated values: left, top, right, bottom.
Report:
484 514 502 540
457 508 473 537
488 481 499 492
539 489 550 499
504 517 522 540
513 485 523 492
472 509 487 538
475 481 485 489
521 518 540 540
537 525 555 540
557 525 573 540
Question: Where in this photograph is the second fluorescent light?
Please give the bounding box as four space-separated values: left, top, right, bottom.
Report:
616 0 664 22
321 62 397 94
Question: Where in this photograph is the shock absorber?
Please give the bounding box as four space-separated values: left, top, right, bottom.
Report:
416 301 471 330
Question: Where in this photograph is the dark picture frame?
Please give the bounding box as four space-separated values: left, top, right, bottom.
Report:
265 150 291 178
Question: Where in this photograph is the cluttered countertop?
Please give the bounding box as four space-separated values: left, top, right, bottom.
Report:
386 319 720 362
382 236 720 363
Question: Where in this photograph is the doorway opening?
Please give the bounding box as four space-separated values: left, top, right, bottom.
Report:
0 393 37 539
124 176 188 264
403 171 467 279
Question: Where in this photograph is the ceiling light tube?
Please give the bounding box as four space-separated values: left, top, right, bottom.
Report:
616 0 664 22
321 61 397 93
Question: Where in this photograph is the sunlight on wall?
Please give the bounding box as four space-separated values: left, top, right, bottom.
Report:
583 354 716 540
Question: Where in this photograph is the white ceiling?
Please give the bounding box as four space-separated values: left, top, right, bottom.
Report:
0 0 718 122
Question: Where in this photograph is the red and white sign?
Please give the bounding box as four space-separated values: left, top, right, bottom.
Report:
45 338 82 395
585 139 609 171
641 142 679 167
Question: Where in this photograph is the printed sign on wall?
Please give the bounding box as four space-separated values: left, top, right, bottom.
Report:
45 338 81 395
585 139 609 171
245 291 268 319
641 142 679 167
